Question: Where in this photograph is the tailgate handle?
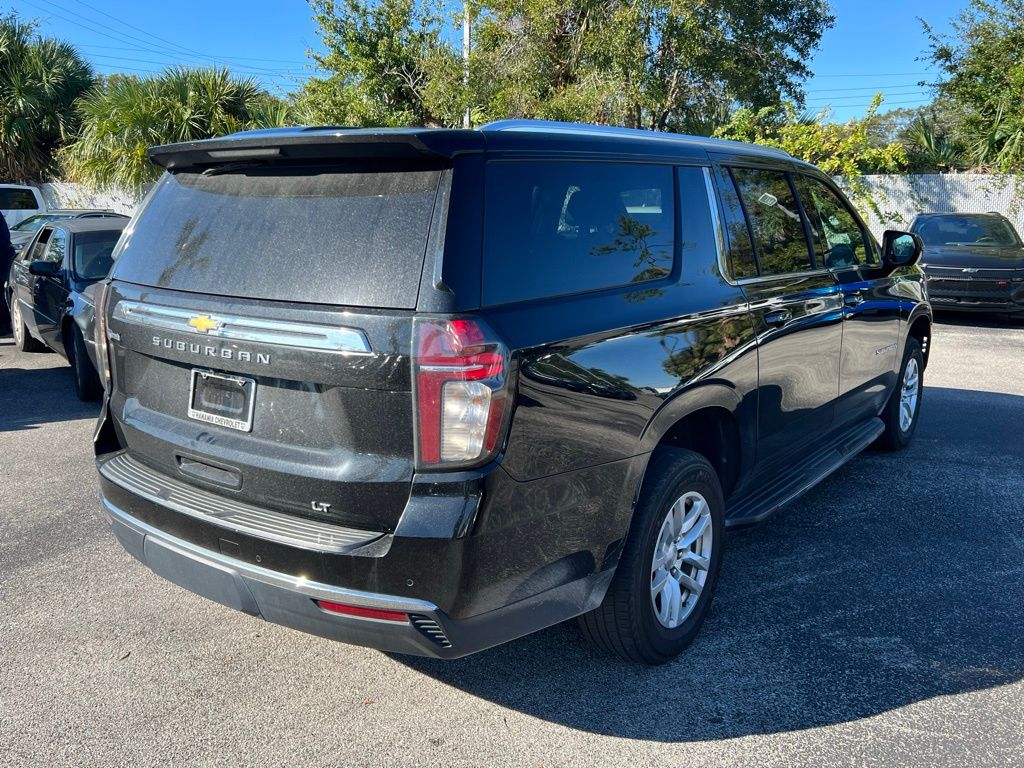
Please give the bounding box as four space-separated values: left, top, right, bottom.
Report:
177 456 243 490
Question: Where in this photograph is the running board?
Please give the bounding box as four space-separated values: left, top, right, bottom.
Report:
725 417 884 528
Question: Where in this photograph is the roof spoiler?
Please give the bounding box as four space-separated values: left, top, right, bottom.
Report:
148 126 483 171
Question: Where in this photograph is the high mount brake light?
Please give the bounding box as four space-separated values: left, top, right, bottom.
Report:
413 317 513 469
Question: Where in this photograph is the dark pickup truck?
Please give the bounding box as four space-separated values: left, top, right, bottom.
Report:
92 121 931 664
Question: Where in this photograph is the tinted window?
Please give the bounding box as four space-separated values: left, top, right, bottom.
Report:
912 215 1020 247
730 168 812 275
42 229 67 265
112 165 442 308
484 162 674 304
0 188 39 210
73 230 122 280
718 170 758 278
794 175 874 268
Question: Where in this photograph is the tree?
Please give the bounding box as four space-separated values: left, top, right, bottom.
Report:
301 0 835 133
927 0 1024 171
714 95 907 178
472 0 834 133
0 13 95 182
62 68 292 189
298 0 464 127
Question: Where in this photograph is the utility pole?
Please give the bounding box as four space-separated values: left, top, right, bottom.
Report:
463 1 471 129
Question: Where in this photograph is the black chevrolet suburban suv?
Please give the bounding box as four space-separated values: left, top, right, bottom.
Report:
93 121 931 664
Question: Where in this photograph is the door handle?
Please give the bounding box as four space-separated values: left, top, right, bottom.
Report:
764 309 792 327
844 292 865 307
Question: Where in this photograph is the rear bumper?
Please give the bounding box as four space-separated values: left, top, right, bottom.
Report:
95 445 633 658
101 493 613 658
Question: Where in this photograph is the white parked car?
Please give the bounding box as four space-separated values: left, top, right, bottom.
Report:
0 184 46 227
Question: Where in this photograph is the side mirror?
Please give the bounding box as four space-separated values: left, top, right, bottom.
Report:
881 230 923 269
29 260 60 278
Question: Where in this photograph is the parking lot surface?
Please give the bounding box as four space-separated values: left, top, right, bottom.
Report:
1 317 1022 767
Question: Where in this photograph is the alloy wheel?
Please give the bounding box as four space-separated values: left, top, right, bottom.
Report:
650 491 713 629
11 300 23 346
899 357 920 432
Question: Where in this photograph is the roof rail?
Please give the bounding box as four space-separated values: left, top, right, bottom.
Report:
480 119 793 159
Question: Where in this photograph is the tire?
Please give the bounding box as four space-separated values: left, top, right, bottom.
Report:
877 337 924 451
10 296 42 352
578 448 725 664
68 326 103 402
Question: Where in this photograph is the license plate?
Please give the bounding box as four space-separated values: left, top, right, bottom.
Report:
188 369 256 432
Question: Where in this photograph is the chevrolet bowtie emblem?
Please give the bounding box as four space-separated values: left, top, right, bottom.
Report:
187 315 223 334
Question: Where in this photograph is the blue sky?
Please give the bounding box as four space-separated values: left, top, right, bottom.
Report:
11 0 968 123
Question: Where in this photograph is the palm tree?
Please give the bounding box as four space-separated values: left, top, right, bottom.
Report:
0 14 95 182
62 67 294 189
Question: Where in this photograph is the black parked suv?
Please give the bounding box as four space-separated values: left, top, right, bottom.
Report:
93 121 931 664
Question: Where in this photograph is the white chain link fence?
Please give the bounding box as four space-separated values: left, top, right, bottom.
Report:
842 174 1024 239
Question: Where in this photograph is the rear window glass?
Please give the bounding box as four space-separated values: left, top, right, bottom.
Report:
0 188 39 210
74 230 123 280
912 215 1020 247
730 168 812 276
112 165 442 308
483 162 675 304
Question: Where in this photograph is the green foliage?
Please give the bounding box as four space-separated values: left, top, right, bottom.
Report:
302 0 834 132
0 13 95 182
927 0 1024 171
298 0 464 127
62 67 292 189
902 114 966 172
714 95 908 179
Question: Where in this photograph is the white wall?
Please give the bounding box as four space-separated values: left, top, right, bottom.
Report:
39 182 145 216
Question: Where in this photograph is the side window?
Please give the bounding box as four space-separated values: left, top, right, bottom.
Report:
717 169 758 279
26 227 54 262
483 162 675 304
0 188 39 210
730 167 813 276
793 175 874 268
43 229 67 265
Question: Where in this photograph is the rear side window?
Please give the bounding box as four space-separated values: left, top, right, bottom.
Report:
483 162 675 304
112 165 442 308
0 188 38 210
730 167 813 276
793 175 874 268
74 231 122 280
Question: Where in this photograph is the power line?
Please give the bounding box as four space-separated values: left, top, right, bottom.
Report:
78 43 308 66
24 0 293 76
84 53 301 80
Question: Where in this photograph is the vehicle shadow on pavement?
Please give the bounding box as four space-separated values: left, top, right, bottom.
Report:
395 385 1024 741
0 365 100 430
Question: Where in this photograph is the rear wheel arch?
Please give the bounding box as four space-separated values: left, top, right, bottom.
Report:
639 390 748 504
907 312 932 369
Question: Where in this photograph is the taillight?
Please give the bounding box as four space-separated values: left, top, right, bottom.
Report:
413 317 513 469
94 282 113 391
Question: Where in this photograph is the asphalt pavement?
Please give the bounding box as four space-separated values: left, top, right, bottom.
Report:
1 316 1022 767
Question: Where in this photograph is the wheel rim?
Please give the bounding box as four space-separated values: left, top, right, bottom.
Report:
899 357 920 432
11 301 23 345
650 490 713 629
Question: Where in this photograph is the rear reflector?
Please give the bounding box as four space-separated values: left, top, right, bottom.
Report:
314 600 408 623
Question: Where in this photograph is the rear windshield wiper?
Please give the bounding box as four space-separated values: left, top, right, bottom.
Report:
201 161 269 177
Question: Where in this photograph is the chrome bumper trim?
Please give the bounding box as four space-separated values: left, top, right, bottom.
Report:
101 496 439 614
